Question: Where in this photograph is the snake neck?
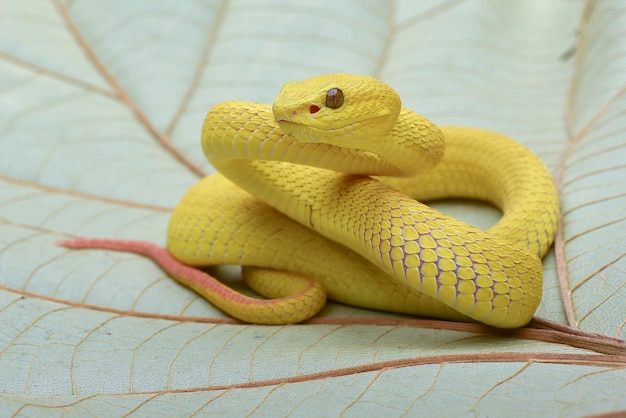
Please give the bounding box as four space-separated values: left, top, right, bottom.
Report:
203 102 445 179
201 100 456 283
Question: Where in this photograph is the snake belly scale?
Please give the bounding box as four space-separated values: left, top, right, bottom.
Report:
61 74 559 329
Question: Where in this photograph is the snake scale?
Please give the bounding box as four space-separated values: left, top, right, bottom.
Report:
61 74 559 329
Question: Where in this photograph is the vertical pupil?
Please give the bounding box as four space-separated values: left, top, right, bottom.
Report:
326 88 344 108
328 90 337 106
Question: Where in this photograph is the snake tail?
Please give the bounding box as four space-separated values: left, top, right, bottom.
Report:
58 239 326 324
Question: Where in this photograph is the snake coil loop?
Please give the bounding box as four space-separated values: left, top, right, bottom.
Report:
165 74 559 328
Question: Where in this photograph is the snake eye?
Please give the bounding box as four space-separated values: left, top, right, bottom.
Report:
325 88 344 109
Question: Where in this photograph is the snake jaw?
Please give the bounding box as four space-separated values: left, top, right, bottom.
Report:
272 105 299 139
275 120 298 140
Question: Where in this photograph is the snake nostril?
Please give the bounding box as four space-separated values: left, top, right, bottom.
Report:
309 105 320 114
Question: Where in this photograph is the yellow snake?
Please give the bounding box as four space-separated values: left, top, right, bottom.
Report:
62 74 559 329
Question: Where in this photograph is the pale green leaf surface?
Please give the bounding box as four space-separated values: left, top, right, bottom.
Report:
1 0 625 416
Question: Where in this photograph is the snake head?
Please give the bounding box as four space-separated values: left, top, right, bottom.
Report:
272 74 402 147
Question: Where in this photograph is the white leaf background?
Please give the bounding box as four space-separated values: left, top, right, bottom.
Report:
1 0 626 416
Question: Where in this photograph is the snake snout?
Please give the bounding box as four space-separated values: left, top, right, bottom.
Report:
272 104 291 124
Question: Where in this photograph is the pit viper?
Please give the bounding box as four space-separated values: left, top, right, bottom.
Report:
61 74 559 329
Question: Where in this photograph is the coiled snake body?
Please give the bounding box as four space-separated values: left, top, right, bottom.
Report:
62 74 559 329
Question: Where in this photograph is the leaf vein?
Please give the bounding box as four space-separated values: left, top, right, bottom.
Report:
52 0 205 178
0 51 117 98
165 0 230 138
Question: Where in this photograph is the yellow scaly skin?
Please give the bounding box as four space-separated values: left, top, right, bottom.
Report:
167 74 559 329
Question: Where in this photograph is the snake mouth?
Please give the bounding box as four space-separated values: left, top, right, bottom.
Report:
276 119 317 142
275 118 294 128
